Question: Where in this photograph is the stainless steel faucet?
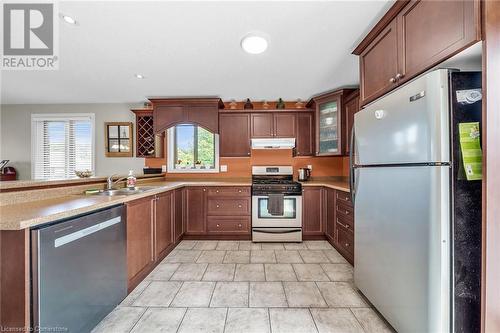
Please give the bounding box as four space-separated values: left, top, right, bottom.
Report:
106 174 127 190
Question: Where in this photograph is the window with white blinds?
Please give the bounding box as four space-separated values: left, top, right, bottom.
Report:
31 114 95 180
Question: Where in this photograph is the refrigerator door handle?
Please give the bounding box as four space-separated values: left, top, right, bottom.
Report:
349 127 356 204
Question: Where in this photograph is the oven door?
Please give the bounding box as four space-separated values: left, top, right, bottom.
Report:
252 195 302 228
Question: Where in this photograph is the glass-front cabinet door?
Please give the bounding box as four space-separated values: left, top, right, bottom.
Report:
311 89 354 156
318 100 339 154
316 94 341 155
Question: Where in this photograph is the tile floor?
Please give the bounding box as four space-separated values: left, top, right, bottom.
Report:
93 240 394 333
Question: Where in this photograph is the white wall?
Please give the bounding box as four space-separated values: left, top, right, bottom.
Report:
0 103 148 179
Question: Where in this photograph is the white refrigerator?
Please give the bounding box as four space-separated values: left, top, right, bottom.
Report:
352 69 482 333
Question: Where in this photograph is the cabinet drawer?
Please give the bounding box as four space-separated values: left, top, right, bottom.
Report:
207 198 251 216
335 191 352 205
337 228 354 255
336 202 353 220
336 216 354 233
207 187 250 197
207 217 250 234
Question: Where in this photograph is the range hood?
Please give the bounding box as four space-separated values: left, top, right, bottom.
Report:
251 138 295 149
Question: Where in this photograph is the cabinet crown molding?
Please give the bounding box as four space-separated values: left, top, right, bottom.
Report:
352 0 410 55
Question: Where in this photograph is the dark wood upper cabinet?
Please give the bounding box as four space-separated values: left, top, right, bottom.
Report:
344 90 360 155
150 98 224 133
251 112 301 139
308 89 355 156
359 20 400 105
185 187 206 234
154 191 173 260
273 113 296 138
398 0 480 83
131 108 164 158
251 113 274 138
219 113 251 157
296 113 314 156
354 0 480 106
302 187 324 236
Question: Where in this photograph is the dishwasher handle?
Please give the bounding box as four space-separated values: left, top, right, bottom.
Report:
54 216 122 248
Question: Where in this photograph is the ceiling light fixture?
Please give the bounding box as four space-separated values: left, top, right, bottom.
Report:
134 74 145 79
241 33 268 54
60 14 77 25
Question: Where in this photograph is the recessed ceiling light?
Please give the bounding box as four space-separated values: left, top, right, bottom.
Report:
60 14 77 25
241 33 268 54
134 74 145 79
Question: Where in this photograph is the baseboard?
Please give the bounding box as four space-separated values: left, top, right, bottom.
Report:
303 234 327 240
183 234 251 241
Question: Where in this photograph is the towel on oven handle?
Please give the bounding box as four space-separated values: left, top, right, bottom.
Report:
267 193 284 216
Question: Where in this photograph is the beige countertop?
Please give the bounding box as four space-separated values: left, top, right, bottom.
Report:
0 177 349 231
0 179 251 231
300 177 350 192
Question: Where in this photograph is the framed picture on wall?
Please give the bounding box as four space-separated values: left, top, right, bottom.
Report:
105 122 133 157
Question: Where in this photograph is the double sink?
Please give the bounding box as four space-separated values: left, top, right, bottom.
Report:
92 186 159 196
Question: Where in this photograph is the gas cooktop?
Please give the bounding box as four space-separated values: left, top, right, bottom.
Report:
251 166 302 195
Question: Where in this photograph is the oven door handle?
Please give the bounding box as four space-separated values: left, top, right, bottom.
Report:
253 229 302 234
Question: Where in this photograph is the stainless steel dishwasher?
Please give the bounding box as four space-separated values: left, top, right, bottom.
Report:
31 205 127 333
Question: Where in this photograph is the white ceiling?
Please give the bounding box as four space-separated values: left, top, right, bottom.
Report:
1 1 393 104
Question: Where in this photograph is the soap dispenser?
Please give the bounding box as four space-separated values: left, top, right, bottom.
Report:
127 170 137 189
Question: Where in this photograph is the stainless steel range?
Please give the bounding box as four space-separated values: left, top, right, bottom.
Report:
251 166 303 242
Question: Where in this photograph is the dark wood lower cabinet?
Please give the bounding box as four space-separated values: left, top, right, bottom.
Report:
206 216 251 234
303 186 354 264
155 191 173 260
185 187 207 235
126 197 155 290
173 188 184 242
185 186 252 239
302 187 324 236
325 188 336 242
333 190 354 264
126 191 178 291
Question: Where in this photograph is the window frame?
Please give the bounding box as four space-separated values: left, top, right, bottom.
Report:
167 124 219 173
31 113 96 180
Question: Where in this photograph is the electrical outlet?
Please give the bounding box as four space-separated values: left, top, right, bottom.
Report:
220 165 228 172
161 165 167 172
307 164 313 170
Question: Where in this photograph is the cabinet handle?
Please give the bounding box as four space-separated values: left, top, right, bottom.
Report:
238 224 242 228
345 243 350 247
216 224 220 227
216 190 219 193
216 204 220 208
389 77 396 83
238 205 242 208
203 189 206 192
247 152 250 155
238 189 242 193
337 219 348 229
395 73 404 80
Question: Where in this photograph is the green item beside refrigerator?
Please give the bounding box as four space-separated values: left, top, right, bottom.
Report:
458 122 482 181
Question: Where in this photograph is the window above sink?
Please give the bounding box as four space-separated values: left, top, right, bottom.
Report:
166 124 220 173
